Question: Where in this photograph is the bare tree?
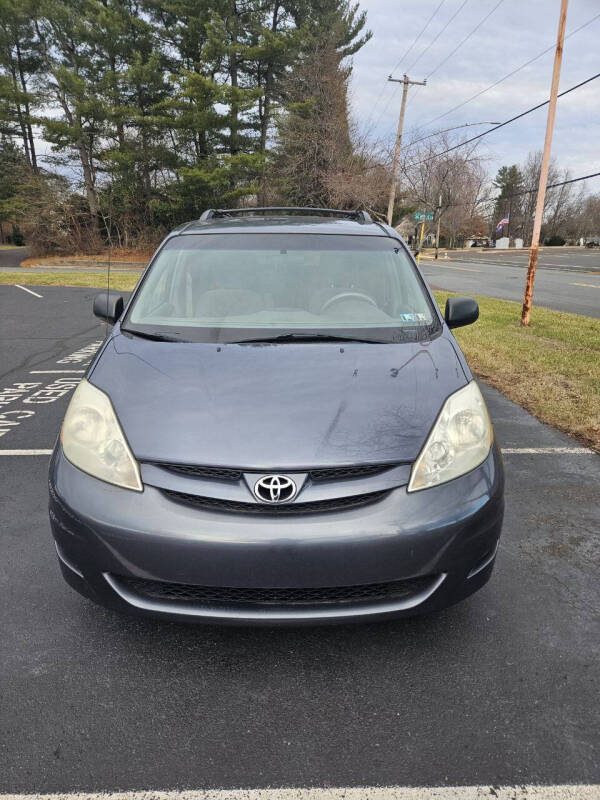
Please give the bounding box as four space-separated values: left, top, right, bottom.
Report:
397 132 490 246
579 195 600 239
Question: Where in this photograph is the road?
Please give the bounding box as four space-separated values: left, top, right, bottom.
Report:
420 246 600 317
1 284 599 798
432 245 600 272
0 246 29 269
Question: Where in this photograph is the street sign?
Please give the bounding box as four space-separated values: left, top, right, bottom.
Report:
414 212 434 221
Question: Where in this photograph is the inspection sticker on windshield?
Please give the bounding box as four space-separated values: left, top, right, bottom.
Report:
399 313 428 323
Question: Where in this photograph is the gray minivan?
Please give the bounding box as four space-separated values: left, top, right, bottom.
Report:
49 208 504 624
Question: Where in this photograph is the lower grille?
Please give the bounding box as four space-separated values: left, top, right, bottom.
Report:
161 488 389 514
114 574 436 608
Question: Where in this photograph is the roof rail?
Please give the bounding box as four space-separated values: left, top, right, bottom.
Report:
199 207 373 224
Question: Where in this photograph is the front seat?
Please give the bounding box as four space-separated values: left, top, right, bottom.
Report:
195 288 264 319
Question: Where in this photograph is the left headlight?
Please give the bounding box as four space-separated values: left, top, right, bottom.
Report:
407 381 492 493
61 379 142 492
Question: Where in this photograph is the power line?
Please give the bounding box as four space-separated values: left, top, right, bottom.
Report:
544 171 600 191
403 72 600 170
405 0 470 73
408 120 502 148
395 171 600 225
446 171 600 211
363 77 398 136
419 10 600 130
390 0 448 75
370 0 469 133
364 0 447 136
424 0 505 81
404 0 505 117
368 4 600 150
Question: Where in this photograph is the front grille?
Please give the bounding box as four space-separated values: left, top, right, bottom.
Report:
156 464 242 481
309 463 398 482
115 574 435 607
152 462 401 484
161 488 389 514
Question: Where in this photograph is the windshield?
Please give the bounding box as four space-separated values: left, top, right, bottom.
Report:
124 233 439 343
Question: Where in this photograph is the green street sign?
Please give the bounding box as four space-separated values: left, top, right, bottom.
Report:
414 211 434 221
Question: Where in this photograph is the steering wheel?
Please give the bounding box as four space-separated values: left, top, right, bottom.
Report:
320 292 378 313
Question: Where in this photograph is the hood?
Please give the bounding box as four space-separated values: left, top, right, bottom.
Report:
89 331 467 469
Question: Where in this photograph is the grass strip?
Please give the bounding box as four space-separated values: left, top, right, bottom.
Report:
0 271 139 290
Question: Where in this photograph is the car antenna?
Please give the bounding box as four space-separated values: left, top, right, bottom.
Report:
105 205 111 338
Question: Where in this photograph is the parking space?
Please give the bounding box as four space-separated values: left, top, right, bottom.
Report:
1 285 599 796
0 286 115 450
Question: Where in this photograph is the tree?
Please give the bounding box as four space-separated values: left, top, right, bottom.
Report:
579 195 600 240
517 151 586 244
492 164 523 238
34 0 107 230
275 1 371 206
399 132 489 247
0 136 29 240
0 0 40 171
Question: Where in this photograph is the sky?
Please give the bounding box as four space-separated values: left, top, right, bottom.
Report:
350 0 599 188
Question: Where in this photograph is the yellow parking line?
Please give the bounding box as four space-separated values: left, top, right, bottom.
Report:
571 282 600 289
428 264 481 272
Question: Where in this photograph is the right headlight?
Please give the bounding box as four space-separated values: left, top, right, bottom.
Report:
61 379 142 492
407 381 493 492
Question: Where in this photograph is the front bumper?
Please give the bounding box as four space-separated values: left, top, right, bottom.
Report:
48 445 504 625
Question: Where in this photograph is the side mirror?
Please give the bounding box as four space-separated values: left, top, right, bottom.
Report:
93 292 124 323
445 297 479 329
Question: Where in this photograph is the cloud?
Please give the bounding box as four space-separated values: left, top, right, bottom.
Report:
350 0 600 184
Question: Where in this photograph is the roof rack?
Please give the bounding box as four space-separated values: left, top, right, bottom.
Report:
199 207 373 224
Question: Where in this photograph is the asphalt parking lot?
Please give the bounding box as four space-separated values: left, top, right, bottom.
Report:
421 247 600 317
1 284 599 797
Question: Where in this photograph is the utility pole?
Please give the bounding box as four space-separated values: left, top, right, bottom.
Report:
520 0 568 326
386 74 427 226
416 220 426 265
434 193 442 259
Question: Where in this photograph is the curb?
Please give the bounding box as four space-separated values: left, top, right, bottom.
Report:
21 260 146 270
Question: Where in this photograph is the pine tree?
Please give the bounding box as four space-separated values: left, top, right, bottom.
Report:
0 0 40 171
493 164 523 238
0 0 377 248
275 0 371 206
0 137 29 240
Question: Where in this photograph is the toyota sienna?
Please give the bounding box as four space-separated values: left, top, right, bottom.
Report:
49 207 504 624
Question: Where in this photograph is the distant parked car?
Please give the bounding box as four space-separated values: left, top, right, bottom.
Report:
585 240 598 248
466 237 491 248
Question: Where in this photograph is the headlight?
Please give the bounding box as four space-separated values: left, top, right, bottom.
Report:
61 379 142 492
407 381 492 492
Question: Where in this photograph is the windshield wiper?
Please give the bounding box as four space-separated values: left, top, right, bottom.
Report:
121 327 189 343
231 332 386 345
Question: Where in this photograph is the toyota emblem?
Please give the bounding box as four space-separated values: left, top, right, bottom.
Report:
254 475 297 504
